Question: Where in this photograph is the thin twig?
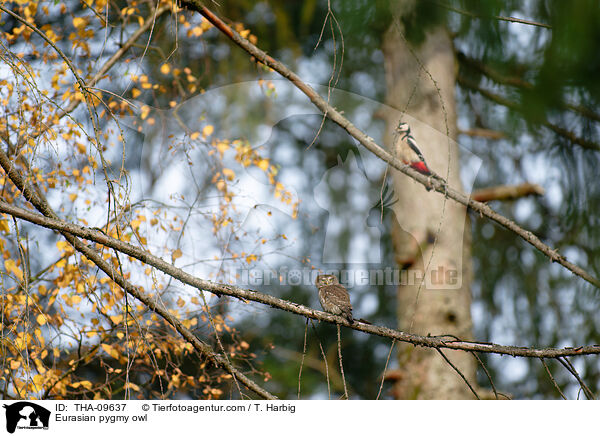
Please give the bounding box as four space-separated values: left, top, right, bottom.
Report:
309 319 331 399
436 348 480 399
298 318 309 399
540 358 567 400
433 1 552 29
472 352 498 399
337 324 349 400
557 357 595 399
376 339 396 400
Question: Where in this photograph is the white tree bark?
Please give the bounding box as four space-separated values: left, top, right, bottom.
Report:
383 15 478 399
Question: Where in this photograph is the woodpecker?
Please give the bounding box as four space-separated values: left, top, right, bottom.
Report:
393 122 433 176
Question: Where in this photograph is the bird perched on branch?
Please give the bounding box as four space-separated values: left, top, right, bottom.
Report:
315 274 353 323
393 122 433 176
393 122 447 191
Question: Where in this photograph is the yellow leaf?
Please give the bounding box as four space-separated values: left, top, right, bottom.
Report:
34 358 46 373
10 360 21 370
125 382 140 392
110 314 123 324
32 374 45 392
257 159 269 171
4 259 23 281
216 141 229 154
140 105 150 120
202 125 214 137
160 63 171 74
69 193 77 202
131 88 141 98
0 219 9 233
36 314 47 325
172 249 182 261
101 344 120 360
222 168 235 181
176 297 185 308
34 328 45 347
72 17 86 29
190 131 200 140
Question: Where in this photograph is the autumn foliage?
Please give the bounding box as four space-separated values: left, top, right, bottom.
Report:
0 0 296 399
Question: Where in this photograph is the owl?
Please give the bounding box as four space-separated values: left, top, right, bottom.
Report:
315 274 353 323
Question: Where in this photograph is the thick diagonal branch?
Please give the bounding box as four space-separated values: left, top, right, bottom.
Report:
1 198 599 360
179 0 600 289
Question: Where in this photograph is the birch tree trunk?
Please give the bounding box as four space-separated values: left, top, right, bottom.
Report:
382 9 478 399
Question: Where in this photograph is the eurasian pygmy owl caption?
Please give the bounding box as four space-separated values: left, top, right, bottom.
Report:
315 274 353 323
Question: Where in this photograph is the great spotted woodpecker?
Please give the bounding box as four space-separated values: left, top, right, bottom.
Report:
393 122 433 176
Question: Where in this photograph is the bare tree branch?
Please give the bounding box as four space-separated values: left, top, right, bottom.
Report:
432 1 552 29
336 325 349 399
540 358 567 400
459 128 506 140
472 183 545 202
557 357 595 399
457 75 600 152
472 352 499 400
435 348 480 399
458 52 600 123
0 198 598 360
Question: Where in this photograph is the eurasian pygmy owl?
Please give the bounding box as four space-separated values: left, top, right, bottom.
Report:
315 274 353 323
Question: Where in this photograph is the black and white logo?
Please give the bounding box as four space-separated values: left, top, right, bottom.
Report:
3 402 50 433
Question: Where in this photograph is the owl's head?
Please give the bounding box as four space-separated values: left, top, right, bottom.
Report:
315 274 339 287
